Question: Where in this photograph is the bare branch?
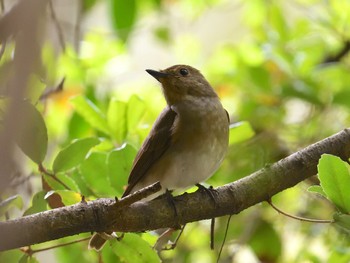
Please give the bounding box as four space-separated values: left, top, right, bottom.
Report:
0 128 349 251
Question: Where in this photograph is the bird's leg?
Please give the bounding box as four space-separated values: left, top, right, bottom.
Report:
153 228 175 251
153 224 185 251
163 224 187 250
165 189 178 217
196 183 218 207
196 184 217 249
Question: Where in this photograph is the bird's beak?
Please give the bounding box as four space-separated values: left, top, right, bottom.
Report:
146 69 169 82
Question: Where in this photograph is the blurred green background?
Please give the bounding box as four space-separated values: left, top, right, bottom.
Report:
1 0 350 262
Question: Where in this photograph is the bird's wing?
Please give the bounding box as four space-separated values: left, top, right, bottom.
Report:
122 107 177 197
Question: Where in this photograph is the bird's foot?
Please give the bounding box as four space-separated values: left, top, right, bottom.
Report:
153 225 186 252
165 189 178 217
196 183 218 207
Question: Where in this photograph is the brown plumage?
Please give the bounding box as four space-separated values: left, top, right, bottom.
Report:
89 65 229 251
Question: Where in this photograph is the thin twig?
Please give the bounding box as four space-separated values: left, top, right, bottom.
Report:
22 237 90 255
38 163 72 191
48 0 65 52
217 215 232 263
267 199 333 223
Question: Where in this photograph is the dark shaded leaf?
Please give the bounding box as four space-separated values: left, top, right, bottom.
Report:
248 220 282 262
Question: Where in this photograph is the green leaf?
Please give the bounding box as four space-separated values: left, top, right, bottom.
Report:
70 95 109 134
53 137 101 173
229 121 255 145
333 212 350 234
269 4 288 40
23 191 48 216
82 0 98 12
107 98 127 143
111 233 160 263
107 144 137 195
154 26 170 43
55 240 99 263
80 152 115 196
0 250 23 263
67 112 91 140
0 195 23 216
15 100 48 164
109 0 137 42
328 250 350 263
45 190 81 206
333 89 350 108
70 170 93 197
127 95 146 132
19 255 39 263
101 243 121 263
247 67 271 91
307 185 327 198
282 81 322 105
43 173 80 192
43 174 65 191
318 154 350 213
248 220 282 262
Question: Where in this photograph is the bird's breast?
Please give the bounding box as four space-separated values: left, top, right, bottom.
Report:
159 97 229 189
130 96 229 194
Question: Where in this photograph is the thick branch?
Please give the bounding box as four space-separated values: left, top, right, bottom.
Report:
1 128 350 251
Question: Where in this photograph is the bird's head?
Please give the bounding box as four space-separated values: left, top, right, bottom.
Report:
146 65 217 105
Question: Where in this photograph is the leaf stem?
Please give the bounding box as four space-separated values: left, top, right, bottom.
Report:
267 199 334 223
38 163 72 191
21 237 90 255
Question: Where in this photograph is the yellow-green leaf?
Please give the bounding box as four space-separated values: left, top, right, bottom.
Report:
53 137 101 173
318 154 350 213
229 121 255 145
70 95 109 134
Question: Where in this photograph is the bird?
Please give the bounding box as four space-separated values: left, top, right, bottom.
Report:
89 64 229 251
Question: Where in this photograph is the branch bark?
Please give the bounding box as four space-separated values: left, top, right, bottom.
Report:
1 128 350 251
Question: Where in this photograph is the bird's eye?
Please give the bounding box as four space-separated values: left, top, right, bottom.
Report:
179 68 189 76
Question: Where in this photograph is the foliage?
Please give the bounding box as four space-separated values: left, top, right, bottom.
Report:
1 0 350 262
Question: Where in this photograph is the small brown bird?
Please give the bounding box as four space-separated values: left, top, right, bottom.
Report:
89 64 229 250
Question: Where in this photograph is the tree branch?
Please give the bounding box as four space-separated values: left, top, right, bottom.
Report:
1 128 350 251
